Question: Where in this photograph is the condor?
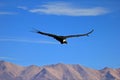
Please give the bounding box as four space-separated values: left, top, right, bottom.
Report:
33 29 94 44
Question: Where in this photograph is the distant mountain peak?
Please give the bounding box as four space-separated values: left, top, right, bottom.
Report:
0 61 120 80
0 60 5 63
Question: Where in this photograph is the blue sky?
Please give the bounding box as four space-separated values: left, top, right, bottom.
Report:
0 0 120 69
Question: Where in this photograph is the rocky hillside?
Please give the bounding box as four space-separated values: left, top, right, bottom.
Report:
0 60 120 80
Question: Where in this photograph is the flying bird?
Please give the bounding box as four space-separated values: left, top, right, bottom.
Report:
33 29 94 44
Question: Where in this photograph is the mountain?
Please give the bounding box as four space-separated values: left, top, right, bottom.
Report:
0 61 120 80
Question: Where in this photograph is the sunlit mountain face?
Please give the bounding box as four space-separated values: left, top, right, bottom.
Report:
0 60 120 80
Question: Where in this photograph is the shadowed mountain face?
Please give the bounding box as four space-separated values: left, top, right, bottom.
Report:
0 61 120 80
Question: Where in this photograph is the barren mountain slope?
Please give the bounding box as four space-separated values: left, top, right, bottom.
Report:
0 61 120 80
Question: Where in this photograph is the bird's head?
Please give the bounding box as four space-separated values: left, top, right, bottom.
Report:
63 39 67 44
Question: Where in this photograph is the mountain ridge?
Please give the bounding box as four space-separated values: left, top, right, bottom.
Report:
0 60 120 80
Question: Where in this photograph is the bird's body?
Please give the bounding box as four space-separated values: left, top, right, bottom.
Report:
52 36 67 44
33 29 94 44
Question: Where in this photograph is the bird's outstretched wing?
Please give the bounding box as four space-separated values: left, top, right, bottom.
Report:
64 29 94 38
32 29 57 38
